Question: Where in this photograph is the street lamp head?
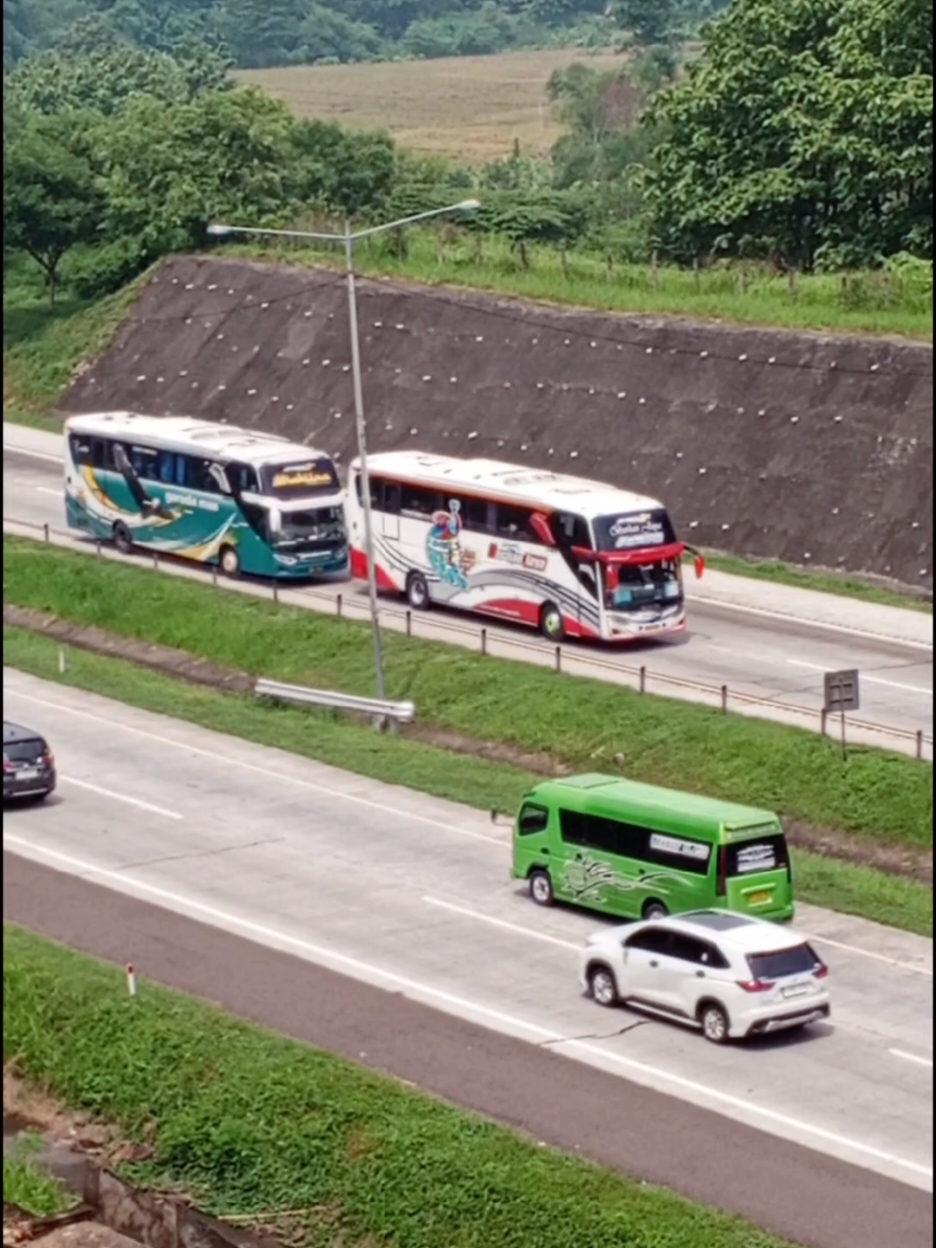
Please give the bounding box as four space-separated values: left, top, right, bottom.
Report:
456 199 481 212
206 223 232 238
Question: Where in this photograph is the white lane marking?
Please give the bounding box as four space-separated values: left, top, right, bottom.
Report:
798 931 932 978
7 683 932 976
3 685 505 847
787 659 933 697
3 447 63 464
60 775 182 820
423 895 580 950
35 487 61 497
4 834 932 1186
890 1049 934 1069
691 596 933 652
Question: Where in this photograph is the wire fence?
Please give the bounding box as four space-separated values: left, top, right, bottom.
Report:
4 515 932 763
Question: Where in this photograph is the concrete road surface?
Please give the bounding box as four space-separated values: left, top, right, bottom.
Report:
3 672 932 1220
3 427 932 756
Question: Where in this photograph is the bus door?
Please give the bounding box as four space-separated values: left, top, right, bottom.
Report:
549 512 599 630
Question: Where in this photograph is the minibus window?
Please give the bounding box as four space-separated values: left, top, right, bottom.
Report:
518 804 549 835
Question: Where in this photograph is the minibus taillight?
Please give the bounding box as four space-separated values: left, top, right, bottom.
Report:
716 845 727 896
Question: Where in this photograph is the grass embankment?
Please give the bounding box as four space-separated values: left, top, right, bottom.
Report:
4 538 932 934
3 926 800 1248
3 1139 74 1216
3 274 147 429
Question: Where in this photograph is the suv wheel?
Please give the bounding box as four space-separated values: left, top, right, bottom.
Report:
700 1002 730 1044
588 964 619 1008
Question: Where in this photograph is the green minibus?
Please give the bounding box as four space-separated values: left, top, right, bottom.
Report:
510 774 794 923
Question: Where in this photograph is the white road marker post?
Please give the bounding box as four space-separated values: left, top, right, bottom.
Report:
126 963 137 997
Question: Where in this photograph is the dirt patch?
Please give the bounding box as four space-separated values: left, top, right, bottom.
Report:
6 605 931 885
60 254 933 588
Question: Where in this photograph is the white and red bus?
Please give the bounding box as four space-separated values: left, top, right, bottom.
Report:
346 451 703 643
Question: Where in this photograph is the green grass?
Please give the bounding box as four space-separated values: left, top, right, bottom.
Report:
3 274 147 419
5 535 930 850
697 551 933 615
2 924 804 1248
218 233 933 339
4 629 932 938
3 1139 75 1216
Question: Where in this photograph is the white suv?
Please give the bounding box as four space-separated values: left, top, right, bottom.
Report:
578 909 830 1043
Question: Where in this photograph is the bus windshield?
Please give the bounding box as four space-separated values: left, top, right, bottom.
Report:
603 559 682 610
272 505 346 551
592 508 676 552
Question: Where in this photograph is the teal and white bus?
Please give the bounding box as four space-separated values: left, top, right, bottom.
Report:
64 411 348 579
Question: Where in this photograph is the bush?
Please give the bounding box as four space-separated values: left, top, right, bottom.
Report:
67 238 151 301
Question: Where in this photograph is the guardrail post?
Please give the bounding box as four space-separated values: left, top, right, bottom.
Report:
820 708 828 736
406 610 412 637
639 666 646 694
272 581 279 603
212 566 218 585
336 593 343 617
95 540 101 557
481 627 487 656
152 551 159 570
917 730 924 760
555 645 562 673
720 684 728 713
43 523 49 542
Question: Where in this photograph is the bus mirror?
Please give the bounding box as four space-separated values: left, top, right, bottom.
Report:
694 554 705 579
530 513 556 547
269 508 282 535
209 463 231 495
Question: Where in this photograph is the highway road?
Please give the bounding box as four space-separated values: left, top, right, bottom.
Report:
3 430 933 757
3 672 932 1235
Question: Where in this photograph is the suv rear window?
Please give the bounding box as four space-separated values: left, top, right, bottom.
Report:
4 738 45 763
747 943 822 981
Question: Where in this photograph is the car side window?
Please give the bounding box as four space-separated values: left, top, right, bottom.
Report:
700 941 731 969
665 934 713 964
625 928 669 954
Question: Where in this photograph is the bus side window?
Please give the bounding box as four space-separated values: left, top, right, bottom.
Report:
401 485 440 518
462 496 493 534
69 434 92 465
91 439 113 470
228 462 259 494
495 503 535 543
197 460 221 494
518 803 549 835
157 450 175 483
383 481 401 514
131 445 159 481
553 512 590 549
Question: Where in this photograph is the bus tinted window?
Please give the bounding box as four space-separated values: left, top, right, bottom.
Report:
495 504 536 543
593 508 676 552
401 484 442 518
91 438 114 470
552 512 591 548
559 811 711 875
726 835 788 876
130 445 159 480
69 434 92 465
643 830 712 876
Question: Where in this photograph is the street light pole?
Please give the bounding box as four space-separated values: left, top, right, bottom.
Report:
343 220 385 700
207 199 480 703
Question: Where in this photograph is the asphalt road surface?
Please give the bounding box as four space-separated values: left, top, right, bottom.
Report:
3 675 932 1229
3 438 933 756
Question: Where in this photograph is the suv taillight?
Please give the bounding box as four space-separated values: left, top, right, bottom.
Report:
736 979 773 993
814 963 829 979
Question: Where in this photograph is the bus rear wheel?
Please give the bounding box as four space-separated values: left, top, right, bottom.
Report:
113 522 133 555
642 900 668 921
219 545 241 578
406 572 430 610
539 601 565 642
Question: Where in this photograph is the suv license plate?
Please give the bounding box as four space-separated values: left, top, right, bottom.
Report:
18 768 39 780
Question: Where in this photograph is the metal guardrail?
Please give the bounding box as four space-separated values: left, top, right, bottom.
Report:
255 676 415 725
4 515 932 760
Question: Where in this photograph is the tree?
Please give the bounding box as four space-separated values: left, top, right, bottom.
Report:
644 0 933 267
612 0 679 48
4 111 106 305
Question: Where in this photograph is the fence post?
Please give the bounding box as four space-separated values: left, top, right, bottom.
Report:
820 708 828 736
272 581 279 603
336 593 343 617
555 645 562 673
212 565 218 585
406 610 412 637
916 729 923 760
95 540 101 557
639 666 646 694
43 523 49 542
720 684 728 713
152 551 159 570
480 627 487 656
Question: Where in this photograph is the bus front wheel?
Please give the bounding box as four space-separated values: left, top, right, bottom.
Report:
539 601 565 642
113 522 133 555
219 545 241 578
406 572 430 610
529 869 554 907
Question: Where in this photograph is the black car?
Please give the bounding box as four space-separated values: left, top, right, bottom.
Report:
3 721 56 801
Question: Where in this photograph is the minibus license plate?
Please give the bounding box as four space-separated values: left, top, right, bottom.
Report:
749 890 771 905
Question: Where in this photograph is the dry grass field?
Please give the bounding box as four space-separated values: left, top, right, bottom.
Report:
236 48 625 161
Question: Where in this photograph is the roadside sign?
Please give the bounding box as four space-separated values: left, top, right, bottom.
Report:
823 669 860 714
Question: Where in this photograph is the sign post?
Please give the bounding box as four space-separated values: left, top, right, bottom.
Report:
823 669 860 759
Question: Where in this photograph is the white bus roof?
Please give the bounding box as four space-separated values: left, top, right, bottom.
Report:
351 451 666 518
64 411 333 469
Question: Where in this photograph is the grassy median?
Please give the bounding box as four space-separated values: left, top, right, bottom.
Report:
4 626 932 936
4 536 931 850
3 925 800 1248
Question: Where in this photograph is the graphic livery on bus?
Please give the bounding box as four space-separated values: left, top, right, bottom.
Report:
64 412 348 579
346 451 703 641
509 775 794 923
